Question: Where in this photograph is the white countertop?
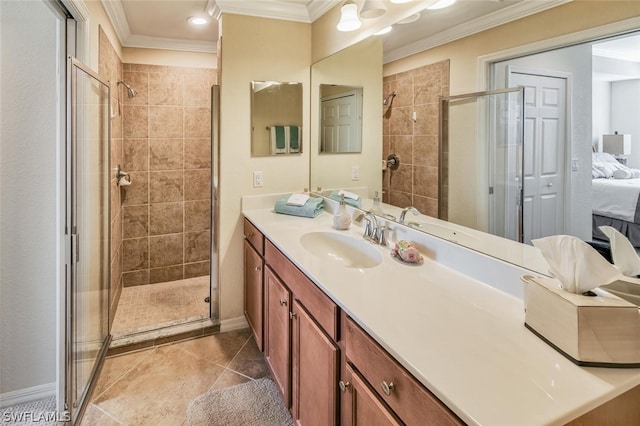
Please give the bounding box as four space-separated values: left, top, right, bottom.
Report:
242 198 640 426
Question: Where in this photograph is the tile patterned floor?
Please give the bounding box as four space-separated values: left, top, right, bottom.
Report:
81 329 270 425
111 276 210 337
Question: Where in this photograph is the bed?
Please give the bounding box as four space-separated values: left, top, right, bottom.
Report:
592 152 640 247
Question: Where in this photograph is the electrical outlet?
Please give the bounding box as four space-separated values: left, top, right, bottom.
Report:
253 171 264 187
351 165 360 181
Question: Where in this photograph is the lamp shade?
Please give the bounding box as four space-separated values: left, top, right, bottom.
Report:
603 134 631 155
337 1 361 31
360 0 386 18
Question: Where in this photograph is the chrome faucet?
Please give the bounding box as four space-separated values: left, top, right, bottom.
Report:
359 212 388 245
399 206 420 224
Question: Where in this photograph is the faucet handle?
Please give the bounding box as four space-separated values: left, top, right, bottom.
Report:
376 224 389 246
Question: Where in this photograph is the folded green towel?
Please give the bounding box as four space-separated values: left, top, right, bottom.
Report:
275 126 286 149
328 191 361 208
289 126 299 151
274 194 323 218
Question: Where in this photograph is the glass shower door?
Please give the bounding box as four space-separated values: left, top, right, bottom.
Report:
67 57 111 423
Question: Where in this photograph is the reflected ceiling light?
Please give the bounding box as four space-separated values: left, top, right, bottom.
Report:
360 0 387 18
375 26 393 35
427 0 457 10
337 0 361 32
187 16 209 25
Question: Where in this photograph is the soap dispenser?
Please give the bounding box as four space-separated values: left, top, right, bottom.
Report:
333 194 351 230
370 191 384 216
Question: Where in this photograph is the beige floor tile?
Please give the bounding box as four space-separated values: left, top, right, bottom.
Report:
80 404 123 425
227 336 270 380
209 369 252 391
92 345 224 425
92 349 153 400
171 329 251 367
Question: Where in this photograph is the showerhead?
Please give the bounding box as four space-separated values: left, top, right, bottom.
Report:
382 91 397 105
117 80 138 98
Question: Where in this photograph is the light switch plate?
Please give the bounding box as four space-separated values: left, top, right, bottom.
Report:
253 171 264 187
351 165 360 181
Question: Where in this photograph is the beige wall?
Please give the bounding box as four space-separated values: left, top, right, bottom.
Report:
218 14 312 322
123 48 216 68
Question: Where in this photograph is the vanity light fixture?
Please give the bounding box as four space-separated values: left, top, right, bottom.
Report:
187 16 209 26
337 0 361 32
427 0 457 10
360 0 387 18
389 0 413 4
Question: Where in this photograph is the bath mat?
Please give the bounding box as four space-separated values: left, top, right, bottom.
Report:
186 377 294 426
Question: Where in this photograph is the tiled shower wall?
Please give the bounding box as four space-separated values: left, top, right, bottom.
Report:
98 27 124 324
382 60 450 218
120 64 217 287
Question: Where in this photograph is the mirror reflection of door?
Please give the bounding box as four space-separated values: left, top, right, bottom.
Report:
509 68 568 244
320 85 363 153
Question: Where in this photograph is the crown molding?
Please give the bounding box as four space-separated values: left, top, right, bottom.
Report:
101 0 132 45
384 0 572 64
124 34 217 54
215 0 312 23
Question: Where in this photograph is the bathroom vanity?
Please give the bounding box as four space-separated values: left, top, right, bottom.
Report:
242 196 640 426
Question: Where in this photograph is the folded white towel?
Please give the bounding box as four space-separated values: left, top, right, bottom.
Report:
532 235 622 294
338 189 359 200
287 193 310 206
599 226 640 277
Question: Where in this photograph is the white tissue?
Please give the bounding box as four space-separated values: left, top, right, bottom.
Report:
532 235 622 294
599 226 640 277
286 193 309 206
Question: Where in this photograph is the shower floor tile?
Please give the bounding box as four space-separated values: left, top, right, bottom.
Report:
111 276 210 338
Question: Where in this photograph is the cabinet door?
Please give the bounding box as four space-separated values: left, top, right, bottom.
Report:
292 300 339 426
244 240 264 351
265 266 291 407
343 363 402 426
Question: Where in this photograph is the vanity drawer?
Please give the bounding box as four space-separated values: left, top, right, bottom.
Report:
265 239 338 341
244 218 264 255
345 317 463 426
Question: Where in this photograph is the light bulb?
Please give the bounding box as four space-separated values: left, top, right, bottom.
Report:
337 1 361 32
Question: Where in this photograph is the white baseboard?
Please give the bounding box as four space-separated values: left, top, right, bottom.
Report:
0 383 56 409
220 315 249 333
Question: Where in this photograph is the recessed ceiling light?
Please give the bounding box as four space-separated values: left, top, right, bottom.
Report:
188 16 209 26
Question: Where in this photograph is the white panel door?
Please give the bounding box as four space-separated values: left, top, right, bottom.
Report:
321 92 360 153
510 71 567 244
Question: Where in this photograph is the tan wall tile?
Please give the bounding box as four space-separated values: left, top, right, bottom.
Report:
123 270 149 287
149 170 184 203
184 107 211 138
184 261 210 278
122 237 149 271
123 138 149 172
123 105 149 138
185 200 210 232
150 138 184 171
149 202 184 235
149 265 183 284
184 138 211 169
123 205 149 238
184 75 212 107
184 169 211 201
184 231 210 263
122 71 149 106
149 72 184 106
413 165 438 198
149 106 184 138
122 172 149 205
149 234 183 268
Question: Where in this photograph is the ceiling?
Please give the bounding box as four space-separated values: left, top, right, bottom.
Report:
103 0 639 65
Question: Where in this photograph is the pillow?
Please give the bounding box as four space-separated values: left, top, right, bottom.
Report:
592 152 619 163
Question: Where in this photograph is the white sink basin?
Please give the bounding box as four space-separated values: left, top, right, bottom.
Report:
300 232 382 269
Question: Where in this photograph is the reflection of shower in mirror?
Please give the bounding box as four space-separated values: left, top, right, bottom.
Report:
382 91 396 105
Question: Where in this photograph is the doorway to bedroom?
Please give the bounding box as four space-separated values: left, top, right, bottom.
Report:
489 28 640 248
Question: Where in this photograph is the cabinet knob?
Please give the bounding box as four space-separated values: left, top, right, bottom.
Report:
279 299 287 306
339 380 351 392
244 232 254 238
289 311 297 320
380 381 395 396
254 265 262 271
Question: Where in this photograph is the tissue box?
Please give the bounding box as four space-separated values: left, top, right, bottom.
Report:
523 275 640 367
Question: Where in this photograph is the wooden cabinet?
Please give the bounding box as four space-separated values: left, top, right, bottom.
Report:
264 266 291 406
344 317 463 426
292 300 339 426
341 363 402 426
243 240 264 350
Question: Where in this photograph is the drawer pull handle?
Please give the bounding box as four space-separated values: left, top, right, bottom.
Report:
289 312 297 320
339 380 351 392
279 299 287 306
244 232 254 238
254 265 262 271
381 381 395 396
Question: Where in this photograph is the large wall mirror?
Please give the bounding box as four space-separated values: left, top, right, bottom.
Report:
251 81 303 156
310 37 383 195
319 84 363 153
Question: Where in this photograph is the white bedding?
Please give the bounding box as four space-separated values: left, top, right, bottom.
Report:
592 178 640 223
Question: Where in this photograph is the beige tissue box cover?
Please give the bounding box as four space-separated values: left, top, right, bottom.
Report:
524 276 640 367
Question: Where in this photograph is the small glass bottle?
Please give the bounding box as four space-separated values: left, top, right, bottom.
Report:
370 190 384 216
333 194 351 230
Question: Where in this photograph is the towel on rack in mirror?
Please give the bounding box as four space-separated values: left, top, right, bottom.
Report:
270 126 302 154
